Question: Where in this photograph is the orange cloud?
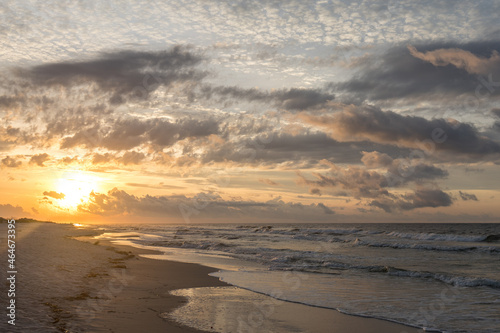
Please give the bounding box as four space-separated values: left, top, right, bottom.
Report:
408 45 500 75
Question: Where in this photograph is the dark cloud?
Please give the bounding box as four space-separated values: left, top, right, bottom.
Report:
44 105 111 140
386 161 449 186
492 108 500 118
298 165 392 199
273 88 334 111
370 189 453 213
90 152 145 165
309 188 322 196
492 109 500 133
297 154 450 212
29 153 50 166
20 46 206 104
493 122 500 133
120 151 146 165
77 188 335 222
317 202 335 214
0 203 29 218
99 118 150 150
361 151 393 169
400 189 453 209
91 153 113 165
60 126 101 150
198 130 410 167
459 191 479 201
194 85 334 111
1 156 22 168
148 118 220 148
60 156 79 164
302 105 500 157
464 167 484 173
125 183 185 190
0 95 24 109
333 41 500 102
258 178 279 186
0 126 22 151
60 117 220 151
42 191 65 199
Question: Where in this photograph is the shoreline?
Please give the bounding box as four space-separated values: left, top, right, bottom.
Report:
2 221 426 332
76 236 229 332
77 224 426 333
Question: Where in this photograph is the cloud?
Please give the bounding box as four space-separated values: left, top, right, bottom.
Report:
0 95 24 109
333 41 500 102
60 156 79 164
77 188 335 222
197 130 409 167
52 115 410 168
44 105 110 140
0 126 21 151
89 151 145 165
29 153 50 166
1 156 22 168
120 151 146 165
370 189 453 213
492 109 500 133
148 118 220 148
408 45 500 75
309 188 322 196
298 164 391 199
91 153 113 165
194 85 335 111
401 188 453 209
361 151 393 169
258 178 279 186
459 191 479 201
301 105 500 157
317 202 334 214
20 46 206 104
125 183 185 190
464 167 484 174
388 163 448 184
297 153 450 212
43 191 65 199
492 108 500 118
60 117 221 151
0 203 29 218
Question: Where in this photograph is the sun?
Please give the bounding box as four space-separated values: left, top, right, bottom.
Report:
55 171 100 209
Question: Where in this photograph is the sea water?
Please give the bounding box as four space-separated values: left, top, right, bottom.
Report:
94 223 500 333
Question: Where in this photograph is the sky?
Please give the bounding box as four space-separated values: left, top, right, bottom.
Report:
1 0 499 224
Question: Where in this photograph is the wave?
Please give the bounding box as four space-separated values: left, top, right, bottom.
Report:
98 228 500 290
352 238 500 254
385 231 492 243
484 234 500 242
377 266 500 289
272 260 500 290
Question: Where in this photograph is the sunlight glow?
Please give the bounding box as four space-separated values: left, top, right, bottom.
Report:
55 171 100 209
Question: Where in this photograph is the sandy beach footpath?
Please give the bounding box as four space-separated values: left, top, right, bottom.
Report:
0 222 425 333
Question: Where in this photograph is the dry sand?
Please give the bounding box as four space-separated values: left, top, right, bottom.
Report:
0 222 425 333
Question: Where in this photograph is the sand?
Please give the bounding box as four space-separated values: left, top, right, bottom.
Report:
0 222 425 333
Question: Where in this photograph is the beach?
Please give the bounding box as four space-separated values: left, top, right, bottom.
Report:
2 1 500 331
0 221 427 332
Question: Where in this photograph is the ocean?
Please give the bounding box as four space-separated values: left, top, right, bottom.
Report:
93 223 500 333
